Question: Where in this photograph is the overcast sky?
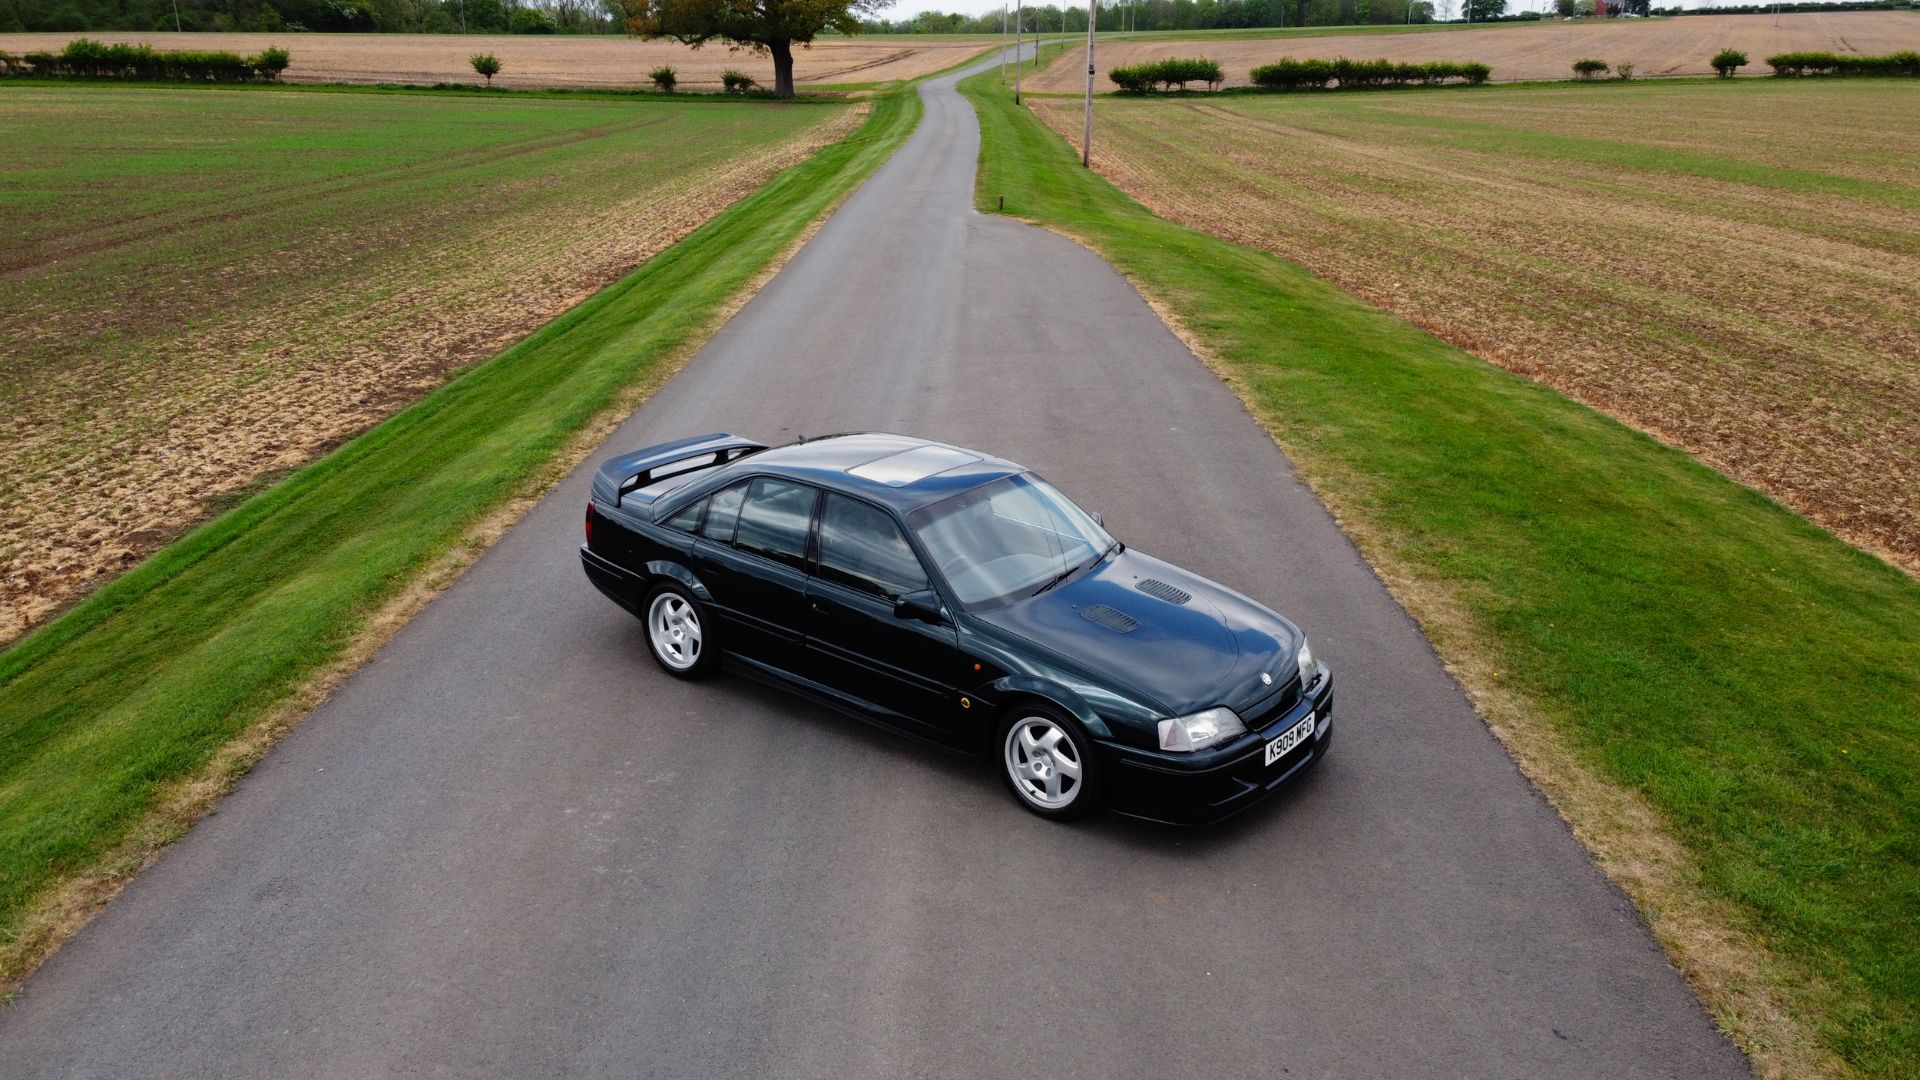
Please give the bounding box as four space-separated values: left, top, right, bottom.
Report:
877 0 1870 21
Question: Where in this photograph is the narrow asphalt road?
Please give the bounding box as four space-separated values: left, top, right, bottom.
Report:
2 58 1747 1079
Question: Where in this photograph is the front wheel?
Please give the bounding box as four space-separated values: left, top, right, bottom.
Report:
644 583 717 679
1000 708 1100 820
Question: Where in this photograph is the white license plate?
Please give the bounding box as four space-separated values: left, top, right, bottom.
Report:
1265 713 1315 766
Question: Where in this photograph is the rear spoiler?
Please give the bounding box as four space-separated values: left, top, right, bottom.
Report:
597 433 766 508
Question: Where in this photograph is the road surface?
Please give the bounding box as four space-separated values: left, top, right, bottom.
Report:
0 56 1747 1079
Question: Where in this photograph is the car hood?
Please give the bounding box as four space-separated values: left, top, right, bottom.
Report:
972 548 1300 716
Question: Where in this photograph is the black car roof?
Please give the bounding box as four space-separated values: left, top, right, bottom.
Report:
730 433 1025 513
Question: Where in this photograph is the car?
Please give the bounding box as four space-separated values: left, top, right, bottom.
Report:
579 432 1333 824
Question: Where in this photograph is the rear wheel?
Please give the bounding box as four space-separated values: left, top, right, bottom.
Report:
645 583 716 679
1000 707 1099 820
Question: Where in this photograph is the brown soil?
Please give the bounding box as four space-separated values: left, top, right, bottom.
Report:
1026 11 1920 90
0 31 989 90
0 103 865 645
1030 81 1920 574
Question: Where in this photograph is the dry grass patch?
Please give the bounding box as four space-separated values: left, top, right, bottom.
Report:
1032 78 1920 573
1026 11 1920 90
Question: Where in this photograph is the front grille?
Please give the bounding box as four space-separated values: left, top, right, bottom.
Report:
1242 677 1304 733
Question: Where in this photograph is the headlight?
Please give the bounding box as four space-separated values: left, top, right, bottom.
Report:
1157 707 1246 752
1296 637 1316 690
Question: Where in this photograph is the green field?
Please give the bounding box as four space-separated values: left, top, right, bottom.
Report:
965 64 1919 1077
0 83 851 643
0 81 916 984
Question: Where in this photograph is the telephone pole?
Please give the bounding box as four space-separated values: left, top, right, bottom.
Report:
1014 0 1023 104
1001 4 1008 82
1081 0 1095 166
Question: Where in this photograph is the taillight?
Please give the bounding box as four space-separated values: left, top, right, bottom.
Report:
585 499 594 546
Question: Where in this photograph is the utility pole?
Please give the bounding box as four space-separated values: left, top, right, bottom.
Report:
170 0 181 32
1082 0 1095 166
1001 4 1008 82
1014 0 1023 104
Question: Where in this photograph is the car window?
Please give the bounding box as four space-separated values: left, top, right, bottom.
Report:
732 478 816 569
817 494 929 600
701 482 747 545
664 496 704 533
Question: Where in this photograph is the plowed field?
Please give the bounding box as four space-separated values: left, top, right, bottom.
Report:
1025 11 1920 89
1031 79 1920 572
0 31 992 90
0 87 861 644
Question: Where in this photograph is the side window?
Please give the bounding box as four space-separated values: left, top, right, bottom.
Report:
818 494 929 600
701 482 747 545
664 497 704 533
732 478 816 569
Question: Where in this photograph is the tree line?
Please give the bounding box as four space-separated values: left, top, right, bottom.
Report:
0 0 630 34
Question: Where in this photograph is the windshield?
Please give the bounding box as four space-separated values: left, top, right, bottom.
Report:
907 473 1114 608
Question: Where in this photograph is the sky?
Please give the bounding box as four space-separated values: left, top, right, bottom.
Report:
880 0 1875 22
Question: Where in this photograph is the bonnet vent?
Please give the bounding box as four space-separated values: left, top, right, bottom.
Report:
1136 579 1192 606
1080 605 1140 634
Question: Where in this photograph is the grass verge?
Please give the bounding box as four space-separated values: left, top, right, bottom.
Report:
0 77 922 988
961 67 1918 1078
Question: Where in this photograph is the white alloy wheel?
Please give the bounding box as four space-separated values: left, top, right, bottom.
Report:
1004 715 1085 812
648 591 704 671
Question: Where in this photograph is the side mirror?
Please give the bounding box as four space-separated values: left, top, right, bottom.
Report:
894 590 948 625
1090 511 1104 527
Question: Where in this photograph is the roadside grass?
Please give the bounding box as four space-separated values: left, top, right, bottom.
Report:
0 78 922 985
961 67 1919 1077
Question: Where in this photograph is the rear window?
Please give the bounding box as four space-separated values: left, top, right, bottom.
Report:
702 482 748 545
732 478 815 569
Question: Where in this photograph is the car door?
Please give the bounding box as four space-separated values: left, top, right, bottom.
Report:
806 492 965 740
691 477 817 676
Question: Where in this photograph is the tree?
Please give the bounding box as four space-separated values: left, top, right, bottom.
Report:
1552 0 1576 16
1463 0 1503 19
469 52 501 85
626 0 889 98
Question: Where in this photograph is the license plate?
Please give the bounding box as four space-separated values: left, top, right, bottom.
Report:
1265 713 1315 766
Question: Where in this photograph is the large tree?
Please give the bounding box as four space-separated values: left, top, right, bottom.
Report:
627 0 887 98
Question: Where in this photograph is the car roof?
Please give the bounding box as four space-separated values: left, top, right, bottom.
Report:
730 432 1025 513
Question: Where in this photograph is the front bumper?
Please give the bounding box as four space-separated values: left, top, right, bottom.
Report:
1098 670 1334 826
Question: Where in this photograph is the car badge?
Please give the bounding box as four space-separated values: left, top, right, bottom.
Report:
1260 672 1273 685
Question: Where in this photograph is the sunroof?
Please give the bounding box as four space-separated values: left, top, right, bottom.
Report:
846 445 981 487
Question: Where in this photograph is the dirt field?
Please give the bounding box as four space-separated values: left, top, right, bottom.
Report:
0 32 993 90
0 87 862 644
1031 80 1920 572
1026 11 1920 90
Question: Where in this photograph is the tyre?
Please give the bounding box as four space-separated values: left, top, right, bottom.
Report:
999 706 1100 820
644 583 717 679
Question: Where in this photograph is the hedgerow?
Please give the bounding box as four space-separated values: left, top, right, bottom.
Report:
1109 57 1224 93
1765 50 1920 76
1249 57 1490 91
0 38 289 81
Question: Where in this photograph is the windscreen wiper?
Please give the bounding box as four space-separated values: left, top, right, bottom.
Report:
1032 542 1119 598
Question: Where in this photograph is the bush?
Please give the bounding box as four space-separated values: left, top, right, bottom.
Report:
1107 57 1224 92
1711 48 1748 77
1572 58 1610 79
1615 61 1635 80
649 64 676 92
469 53 501 87
253 46 289 81
1250 56 1489 91
0 39 294 82
509 7 554 33
1766 50 1920 77
721 69 756 94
